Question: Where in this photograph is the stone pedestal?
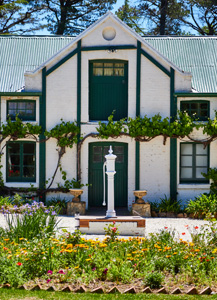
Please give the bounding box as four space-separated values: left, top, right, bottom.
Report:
67 201 86 216
132 203 151 217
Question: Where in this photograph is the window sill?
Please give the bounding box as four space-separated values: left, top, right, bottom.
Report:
178 184 210 190
5 182 38 188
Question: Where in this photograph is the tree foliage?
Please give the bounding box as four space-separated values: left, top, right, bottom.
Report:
42 0 116 35
137 0 188 35
115 0 145 34
0 0 45 34
181 0 217 35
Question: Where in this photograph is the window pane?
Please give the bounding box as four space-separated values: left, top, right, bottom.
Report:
23 166 35 178
93 63 103 67
93 155 101 163
23 155 35 165
191 103 198 109
114 146 124 154
196 144 207 155
8 102 16 109
196 156 208 167
114 68 124 76
9 155 20 165
181 144 192 155
93 146 102 154
8 110 16 117
23 143 35 154
181 168 192 178
93 68 103 76
114 63 124 68
18 102 25 110
104 63 113 67
8 143 20 154
8 166 20 177
104 68 113 76
181 156 192 166
103 146 109 155
181 103 189 111
200 103 208 110
196 167 208 178
116 155 124 163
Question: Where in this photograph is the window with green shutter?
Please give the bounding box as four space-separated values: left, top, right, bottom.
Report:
7 141 36 182
180 101 209 121
180 143 209 183
7 100 36 121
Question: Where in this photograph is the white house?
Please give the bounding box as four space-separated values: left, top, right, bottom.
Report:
1 12 217 209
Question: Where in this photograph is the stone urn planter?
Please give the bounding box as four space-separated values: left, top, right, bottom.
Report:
133 190 147 204
69 189 83 202
67 189 85 216
132 190 151 217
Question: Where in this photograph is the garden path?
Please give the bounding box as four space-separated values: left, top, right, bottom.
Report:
0 214 209 241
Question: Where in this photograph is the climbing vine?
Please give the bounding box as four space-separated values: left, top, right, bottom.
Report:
1 111 217 198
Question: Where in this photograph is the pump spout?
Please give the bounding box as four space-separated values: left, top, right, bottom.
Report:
102 161 107 206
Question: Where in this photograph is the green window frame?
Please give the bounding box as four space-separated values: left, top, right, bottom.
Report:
180 143 209 183
6 141 36 182
7 100 36 121
180 100 209 121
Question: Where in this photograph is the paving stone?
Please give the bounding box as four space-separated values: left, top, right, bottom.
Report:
107 286 121 294
157 287 167 294
186 287 198 295
91 287 104 293
123 287 136 294
31 284 43 291
142 287 152 293
200 287 212 295
171 288 182 294
74 286 86 293
61 286 73 292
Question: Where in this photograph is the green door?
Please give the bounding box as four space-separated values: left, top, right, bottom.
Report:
89 142 128 207
89 61 128 121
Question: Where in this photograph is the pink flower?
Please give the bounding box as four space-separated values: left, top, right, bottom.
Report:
46 279 51 283
16 262 22 266
164 227 168 229
58 270 65 274
195 226 199 229
103 268 108 274
47 270 53 275
111 227 117 233
113 221 116 224
182 232 186 235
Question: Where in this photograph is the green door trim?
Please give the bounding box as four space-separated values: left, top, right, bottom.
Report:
88 142 128 207
136 41 141 191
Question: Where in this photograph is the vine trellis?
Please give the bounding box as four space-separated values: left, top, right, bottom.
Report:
1 111 217 198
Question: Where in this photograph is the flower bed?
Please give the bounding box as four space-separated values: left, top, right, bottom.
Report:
1 215 217 293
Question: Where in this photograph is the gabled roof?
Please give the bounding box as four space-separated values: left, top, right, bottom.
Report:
144 36 217 93
26 12 190 77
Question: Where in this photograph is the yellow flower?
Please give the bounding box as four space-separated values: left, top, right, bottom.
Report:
7 255 12 259
212 249 217 254
173 252 177 255
74 266 79 269
194 249 200 252
86 258 91 261
4 239 9 242
166 255 171 258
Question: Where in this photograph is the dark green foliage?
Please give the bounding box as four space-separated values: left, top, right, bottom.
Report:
186 193 217 218
45 120 79 148
144 271 164 288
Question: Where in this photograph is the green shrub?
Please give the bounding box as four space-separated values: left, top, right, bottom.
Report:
144 271 164 289
186 193 217 218
158 195 182 213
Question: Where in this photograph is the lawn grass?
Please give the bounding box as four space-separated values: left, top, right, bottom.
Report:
0 289 217 300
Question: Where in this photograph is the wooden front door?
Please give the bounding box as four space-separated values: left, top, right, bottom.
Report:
89 61 128 121
89 142 128 207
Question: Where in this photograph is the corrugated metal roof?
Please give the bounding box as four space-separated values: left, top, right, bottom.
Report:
1 35 217 93
143 37 217 93
0 36 74 92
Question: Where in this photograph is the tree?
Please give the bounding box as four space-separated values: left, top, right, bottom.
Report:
43 0 117 35
182 0 217 35
0 0 45 34
137 0 189 35
115 0 145 35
